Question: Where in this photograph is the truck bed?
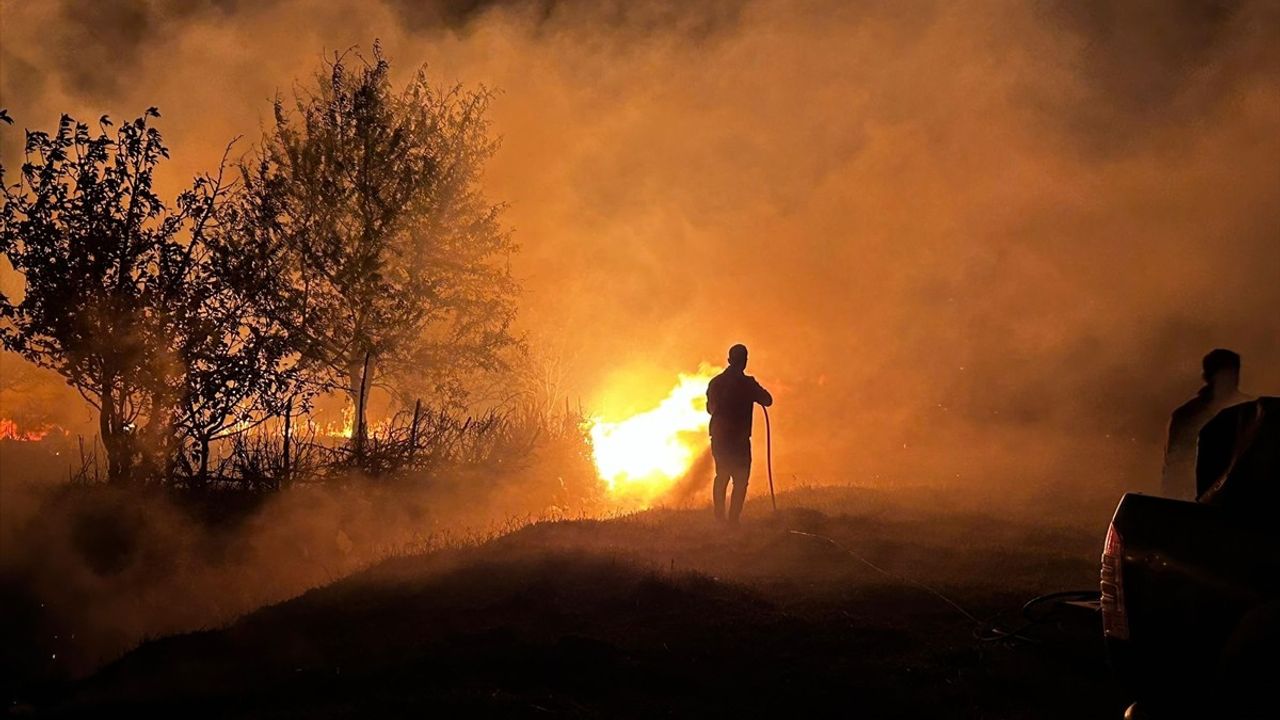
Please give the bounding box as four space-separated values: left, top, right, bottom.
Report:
1104 493 1280 716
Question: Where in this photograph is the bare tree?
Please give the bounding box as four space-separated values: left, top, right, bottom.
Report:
241 44 519 456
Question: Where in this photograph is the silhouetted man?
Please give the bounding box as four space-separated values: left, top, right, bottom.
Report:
1161 349 1252 500
706 344 772 524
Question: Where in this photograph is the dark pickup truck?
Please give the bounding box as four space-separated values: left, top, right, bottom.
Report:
1101 397 1279 718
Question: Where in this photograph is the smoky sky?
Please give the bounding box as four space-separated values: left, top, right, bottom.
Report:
3 0 1278 508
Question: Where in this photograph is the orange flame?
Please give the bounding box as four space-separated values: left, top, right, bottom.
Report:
327 405 358 439
306 404 391 440
0 418 53 442
588 365 718 505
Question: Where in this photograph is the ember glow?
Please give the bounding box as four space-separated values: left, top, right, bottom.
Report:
305 406 390 440
311 406 358 440
589 366 718 503
0 419 53 442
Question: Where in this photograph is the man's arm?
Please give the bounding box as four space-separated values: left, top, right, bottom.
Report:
706 378 718 415
753 378 773 407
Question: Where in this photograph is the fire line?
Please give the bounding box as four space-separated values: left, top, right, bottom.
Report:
588 365 719 504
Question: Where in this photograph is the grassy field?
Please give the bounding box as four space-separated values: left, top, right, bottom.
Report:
20 485 1129 718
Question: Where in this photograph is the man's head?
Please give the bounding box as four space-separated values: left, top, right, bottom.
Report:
1202 348 1242 390
727 344 748 371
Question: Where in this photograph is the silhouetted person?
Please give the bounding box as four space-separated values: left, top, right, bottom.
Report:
706 344 772 524
1161 349 1252 500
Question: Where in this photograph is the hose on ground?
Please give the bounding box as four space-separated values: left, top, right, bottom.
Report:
765 408 1099 647
787 529 1100 644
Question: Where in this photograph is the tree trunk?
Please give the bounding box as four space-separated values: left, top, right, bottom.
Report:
140 398 179 485
99 383 130 485
348 351 373 458
282 396 294 488
409 398 422 459
197 437 210 488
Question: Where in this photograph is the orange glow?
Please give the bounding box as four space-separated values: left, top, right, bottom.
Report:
308 405 354 439
327 405 358 439
306 405 391 440
0 418 53 442
589 365 718 505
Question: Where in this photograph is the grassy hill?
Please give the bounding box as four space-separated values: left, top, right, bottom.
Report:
47 487 1126 718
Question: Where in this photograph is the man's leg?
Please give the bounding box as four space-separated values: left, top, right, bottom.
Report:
727 449 752 525
711 444 729 521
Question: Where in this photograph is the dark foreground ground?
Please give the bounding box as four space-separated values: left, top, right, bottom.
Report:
28 487 1127 718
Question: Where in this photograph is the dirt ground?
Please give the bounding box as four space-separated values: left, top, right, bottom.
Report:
11 486 1130 718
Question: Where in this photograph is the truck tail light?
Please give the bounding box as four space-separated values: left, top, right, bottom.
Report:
1100 522 1130 640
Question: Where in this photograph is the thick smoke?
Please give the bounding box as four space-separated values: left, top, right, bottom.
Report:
3 0 1279 509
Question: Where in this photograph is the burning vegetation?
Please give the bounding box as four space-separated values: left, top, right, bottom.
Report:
589 365 718 504
0 418 54 442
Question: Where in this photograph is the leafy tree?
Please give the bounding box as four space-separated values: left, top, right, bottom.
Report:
241 44 519 454
165 164 310 486
0 110 190 482
0 111 306 484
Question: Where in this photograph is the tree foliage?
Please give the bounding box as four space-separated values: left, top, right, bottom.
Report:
0 112 306 483
0 110 188 482
0 44 524 484
167 164 309 484
241 45 519 445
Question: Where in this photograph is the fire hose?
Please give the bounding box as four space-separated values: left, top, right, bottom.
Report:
759 406 1099 653
762 404 776 512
